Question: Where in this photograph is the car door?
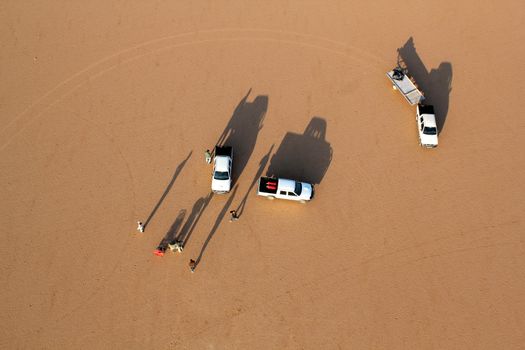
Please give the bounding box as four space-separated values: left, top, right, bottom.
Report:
287 191 298 200
277 189 287 199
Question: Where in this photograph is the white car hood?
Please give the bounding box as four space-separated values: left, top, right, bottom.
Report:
212 178 231 192
299 183 313 200
419 132 438 147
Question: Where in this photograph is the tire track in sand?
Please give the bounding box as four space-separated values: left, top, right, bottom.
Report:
0 28 386 153
3 28 387 324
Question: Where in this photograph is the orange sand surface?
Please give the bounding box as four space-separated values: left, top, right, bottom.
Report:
1 1 524 349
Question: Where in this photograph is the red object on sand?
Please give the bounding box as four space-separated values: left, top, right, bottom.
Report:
153 249 164 257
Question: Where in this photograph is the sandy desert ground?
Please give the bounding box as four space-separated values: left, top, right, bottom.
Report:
1 1 524 349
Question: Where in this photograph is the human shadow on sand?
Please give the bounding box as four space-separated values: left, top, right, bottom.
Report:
233 144 274 219
194 186 238 270
397 37 453 133
144 151 192 230
156 209 186 251
176 191 214 247
215 89 268 186
266 117 332 185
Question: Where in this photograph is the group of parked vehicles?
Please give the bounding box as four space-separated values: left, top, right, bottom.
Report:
211 146 314 202
386 66 439 148
210 59 439 202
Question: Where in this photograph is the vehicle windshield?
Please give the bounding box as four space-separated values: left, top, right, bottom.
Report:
294 182 302 196
423 127 437 135
214 171 229 180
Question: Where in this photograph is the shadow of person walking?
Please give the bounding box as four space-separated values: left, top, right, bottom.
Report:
234 144 274 218
194 186 238 270
144 151 192 230
176 191 214 247
266 117 332 185
215 89 268 186
397 37 453 133
156 209 186 252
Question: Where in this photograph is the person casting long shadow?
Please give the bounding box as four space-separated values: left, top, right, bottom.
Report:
215 89 268 186
176 191 214 247
397 37 453 133
144 151 192 229
234 144 274 218
194 186 238 270
156 209 186 252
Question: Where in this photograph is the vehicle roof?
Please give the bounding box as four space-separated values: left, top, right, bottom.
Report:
214 156 230 171
422 114 437 127
278 178 296 191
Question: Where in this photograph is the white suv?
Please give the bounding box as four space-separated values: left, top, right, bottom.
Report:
416 104 438 148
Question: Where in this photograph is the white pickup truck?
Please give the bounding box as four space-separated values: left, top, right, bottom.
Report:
257 177 313 203
211 146 233 194
416 104 438 148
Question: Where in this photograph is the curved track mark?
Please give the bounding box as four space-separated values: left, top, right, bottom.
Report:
0 28 387 152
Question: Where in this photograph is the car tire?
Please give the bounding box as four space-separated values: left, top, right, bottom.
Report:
267 196 275 200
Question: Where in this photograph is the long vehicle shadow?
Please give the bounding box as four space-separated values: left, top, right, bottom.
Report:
144 151 192 229
194 186 238 269
234 144 274 218
266 117 332 185
397 37 453 133
215 89 268 186
176 192 214 247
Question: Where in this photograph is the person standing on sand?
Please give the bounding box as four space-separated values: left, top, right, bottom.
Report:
168 241 184 253
204 149 212 164
229 210 239 222
189 259 196 273
137 221 144 233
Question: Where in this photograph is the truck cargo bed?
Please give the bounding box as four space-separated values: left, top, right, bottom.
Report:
215 146 232 157
258 176 278 194
386 70 425 105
